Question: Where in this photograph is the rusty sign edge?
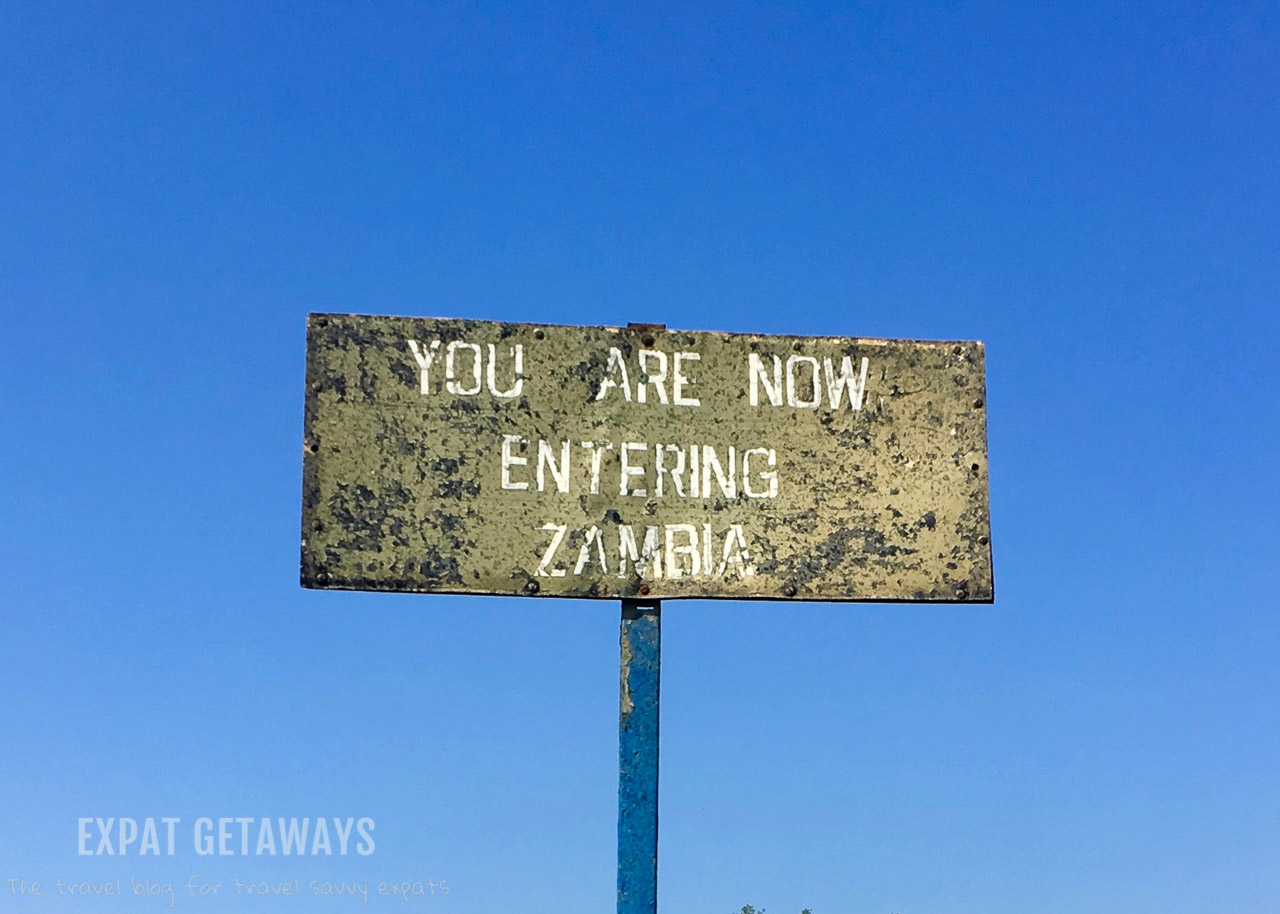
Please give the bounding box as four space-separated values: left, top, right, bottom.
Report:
302 309 988 352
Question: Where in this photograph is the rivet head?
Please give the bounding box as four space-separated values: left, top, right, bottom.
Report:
315 316 328 327
782 584 797 597
642 335 655 347
311 380 322 392
315 570 330 585
534 329 545 340
973 398 984 408
638 584 651 596
524 580 540 594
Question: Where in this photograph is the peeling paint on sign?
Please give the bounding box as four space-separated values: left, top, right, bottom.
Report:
301 314 994 602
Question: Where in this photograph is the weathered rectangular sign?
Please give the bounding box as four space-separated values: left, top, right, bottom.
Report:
301 314 993 602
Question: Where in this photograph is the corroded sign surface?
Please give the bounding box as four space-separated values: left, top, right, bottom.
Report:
301 314 993 602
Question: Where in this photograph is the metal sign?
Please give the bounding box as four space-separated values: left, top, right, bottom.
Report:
301 313 993 602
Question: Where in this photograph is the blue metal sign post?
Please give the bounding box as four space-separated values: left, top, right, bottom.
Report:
618 598 661 914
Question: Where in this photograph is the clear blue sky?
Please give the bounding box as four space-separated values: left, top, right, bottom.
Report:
2 2 1277 912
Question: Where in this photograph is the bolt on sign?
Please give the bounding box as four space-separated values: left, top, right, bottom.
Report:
301 314 993 602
